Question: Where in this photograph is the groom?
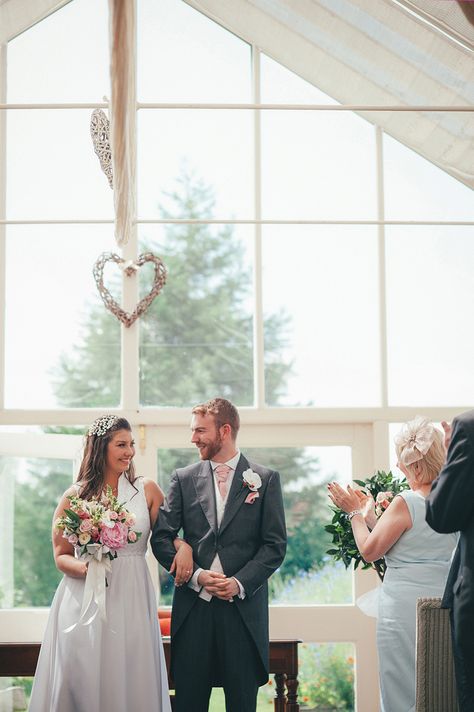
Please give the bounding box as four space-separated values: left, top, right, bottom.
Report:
151 397 287 712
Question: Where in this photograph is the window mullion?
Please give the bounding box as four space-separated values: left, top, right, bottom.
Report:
0 45 7 410
252 45 265 408
376 126 388 408
120 0 139 411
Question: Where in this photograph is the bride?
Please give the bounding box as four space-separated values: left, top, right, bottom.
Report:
29 415 193 712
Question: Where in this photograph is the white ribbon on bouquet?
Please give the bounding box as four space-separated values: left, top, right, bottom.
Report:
64 544 112 633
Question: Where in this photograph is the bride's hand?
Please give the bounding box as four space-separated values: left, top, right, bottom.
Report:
170 540 193 586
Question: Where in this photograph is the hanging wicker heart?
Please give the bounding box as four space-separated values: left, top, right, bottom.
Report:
90 109 113 189
93 252 167 328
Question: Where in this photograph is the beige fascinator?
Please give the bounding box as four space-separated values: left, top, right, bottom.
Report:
395 416 436 466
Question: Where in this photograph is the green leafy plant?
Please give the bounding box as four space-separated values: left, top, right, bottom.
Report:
325 470 409 581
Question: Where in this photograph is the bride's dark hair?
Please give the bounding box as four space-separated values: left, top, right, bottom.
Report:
76 417 137 500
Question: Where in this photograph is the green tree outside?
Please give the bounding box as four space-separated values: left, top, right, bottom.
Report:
11 458 71 607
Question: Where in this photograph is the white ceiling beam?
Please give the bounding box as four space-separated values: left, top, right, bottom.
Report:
0 0 70 44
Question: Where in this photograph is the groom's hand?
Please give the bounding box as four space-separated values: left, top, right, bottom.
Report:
198 571 239 600
197 570 226 592
212 577 240 601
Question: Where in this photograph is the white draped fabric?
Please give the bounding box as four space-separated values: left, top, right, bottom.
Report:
108 0 136 247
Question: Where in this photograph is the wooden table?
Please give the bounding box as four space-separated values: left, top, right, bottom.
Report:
0 639 300 711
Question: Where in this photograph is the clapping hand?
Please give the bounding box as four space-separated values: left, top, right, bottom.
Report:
354 489 377 529
327 482 360 514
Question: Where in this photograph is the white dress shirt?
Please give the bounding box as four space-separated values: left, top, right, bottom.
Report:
188 451 245 601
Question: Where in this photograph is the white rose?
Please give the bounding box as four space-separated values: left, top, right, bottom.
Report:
78 532 91 545
242 468 262 491
100 516 115 529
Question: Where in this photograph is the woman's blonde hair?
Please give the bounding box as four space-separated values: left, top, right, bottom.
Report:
395 417 445 485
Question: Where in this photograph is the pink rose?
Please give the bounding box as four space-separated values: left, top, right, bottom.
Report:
67 534 78 545
91 527 100 540
245 491 259 505
376 491 393 510
128 530 137 543
109 511 118 520
100 522 129 551
79 519 93 532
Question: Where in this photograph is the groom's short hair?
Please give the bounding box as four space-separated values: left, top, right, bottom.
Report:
192 398 240 440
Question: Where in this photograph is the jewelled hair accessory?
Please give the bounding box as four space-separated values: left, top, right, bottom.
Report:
88 415 120 437
395 416 436 466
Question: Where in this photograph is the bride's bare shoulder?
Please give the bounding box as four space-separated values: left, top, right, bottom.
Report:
64 484 81 498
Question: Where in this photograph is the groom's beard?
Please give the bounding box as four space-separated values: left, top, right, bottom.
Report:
196 434 223 461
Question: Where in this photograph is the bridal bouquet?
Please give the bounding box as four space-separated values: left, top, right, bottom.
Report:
55 485 142 559
325 470 408 581
55 486 141 628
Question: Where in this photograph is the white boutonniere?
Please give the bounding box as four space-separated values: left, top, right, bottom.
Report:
242 468 262 491
242 468 262 504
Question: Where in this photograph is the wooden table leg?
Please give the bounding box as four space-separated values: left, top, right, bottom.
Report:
286 673 299 711
274 672 286 712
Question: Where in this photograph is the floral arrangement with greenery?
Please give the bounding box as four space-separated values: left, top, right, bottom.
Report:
325 470 409 581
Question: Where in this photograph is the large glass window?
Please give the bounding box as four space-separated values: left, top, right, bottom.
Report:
137 110 254 219
386 226 474 405
5 226 121 409
6 0 109 103
6 110 113 220
138 224 254 406
383 131 474 221
263 226 381 406
138 0 251 103
261 111 376 220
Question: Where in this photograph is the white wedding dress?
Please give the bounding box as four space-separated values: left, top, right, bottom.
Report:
29 475 171 712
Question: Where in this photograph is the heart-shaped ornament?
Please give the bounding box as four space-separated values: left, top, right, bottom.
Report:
90 109 113 189
93 252 167 327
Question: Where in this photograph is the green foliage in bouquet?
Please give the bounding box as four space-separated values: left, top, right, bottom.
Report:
325 470 409 581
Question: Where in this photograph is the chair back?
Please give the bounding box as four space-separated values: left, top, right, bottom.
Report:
416 597 458 712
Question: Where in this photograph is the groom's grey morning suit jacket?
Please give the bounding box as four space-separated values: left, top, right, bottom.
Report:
151 454 287 682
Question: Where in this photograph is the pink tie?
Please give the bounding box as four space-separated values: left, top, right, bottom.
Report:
215 464 232 500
